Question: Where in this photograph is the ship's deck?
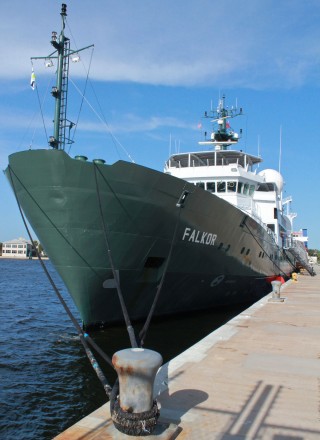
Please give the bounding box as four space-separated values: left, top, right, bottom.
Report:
55 267 320 439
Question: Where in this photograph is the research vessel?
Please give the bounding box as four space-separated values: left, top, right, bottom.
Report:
5 4 308 328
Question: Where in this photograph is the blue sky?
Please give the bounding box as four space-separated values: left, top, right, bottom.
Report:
1 0 319 248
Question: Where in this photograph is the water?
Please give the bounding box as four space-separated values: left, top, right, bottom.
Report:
0 259 249 439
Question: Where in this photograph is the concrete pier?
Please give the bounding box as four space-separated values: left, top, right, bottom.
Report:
55 270 320 439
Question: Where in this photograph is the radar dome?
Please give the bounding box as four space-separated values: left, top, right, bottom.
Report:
258 169 284 192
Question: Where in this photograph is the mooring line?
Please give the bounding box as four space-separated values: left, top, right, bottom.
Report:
8 165 113 398
93 163 138 348
139 199 184 347
93 164 188 348
7 167 104 281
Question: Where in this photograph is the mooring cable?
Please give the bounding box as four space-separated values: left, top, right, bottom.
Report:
283 248 297 271
139 203 183 347
8 165 113 398
138 188 191 347
93 163 189 348
7 167 104 281
93 163 138 348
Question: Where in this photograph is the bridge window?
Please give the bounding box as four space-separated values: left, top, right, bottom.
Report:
217 182 226 192
237 182 243 194
227 181 237 192
196 182 205 189
207 182 215 192
249 185 255 196
243 183 249 195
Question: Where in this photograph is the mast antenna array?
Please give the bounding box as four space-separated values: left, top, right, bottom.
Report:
31 3 94 150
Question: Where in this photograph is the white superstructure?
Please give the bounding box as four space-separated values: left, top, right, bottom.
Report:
164 96 294 249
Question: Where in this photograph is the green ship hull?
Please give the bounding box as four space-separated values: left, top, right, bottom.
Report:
5 149 292 327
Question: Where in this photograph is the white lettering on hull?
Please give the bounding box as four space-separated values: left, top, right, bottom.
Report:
182 227 217 246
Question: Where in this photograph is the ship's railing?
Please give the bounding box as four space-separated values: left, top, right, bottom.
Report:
165 159 245 169
165 158 216 169
165 151 248 170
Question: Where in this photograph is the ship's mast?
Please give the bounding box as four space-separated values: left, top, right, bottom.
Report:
50 3 68 149
199 94 243 150
31 3 93 151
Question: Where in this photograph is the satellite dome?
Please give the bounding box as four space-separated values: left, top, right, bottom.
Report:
258 169 284 192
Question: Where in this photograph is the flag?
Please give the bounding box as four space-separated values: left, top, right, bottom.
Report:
30 68 36 90
197 122 202 129
226 120 230 128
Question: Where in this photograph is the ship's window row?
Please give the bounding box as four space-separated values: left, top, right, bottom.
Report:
195 180 255 195
167 153 255 169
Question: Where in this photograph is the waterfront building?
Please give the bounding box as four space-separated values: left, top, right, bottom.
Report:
1 237 33 258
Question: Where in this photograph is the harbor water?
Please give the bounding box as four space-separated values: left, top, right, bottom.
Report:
1 259 252 439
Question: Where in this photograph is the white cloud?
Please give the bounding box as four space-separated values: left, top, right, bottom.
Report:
1 0 320 89
0 104 190 151
100 114 190 133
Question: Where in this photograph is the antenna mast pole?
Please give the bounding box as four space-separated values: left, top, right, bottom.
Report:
49 3 68 149
31 4 94 151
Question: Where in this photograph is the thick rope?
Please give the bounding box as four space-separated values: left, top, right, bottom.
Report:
8 159 186 429
7 167 104 283
110 380 159 436
93 163 138 348
139 200 184 347
112 399 159 436
8 165 113 397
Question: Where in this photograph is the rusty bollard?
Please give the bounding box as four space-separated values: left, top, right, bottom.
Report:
111 348 163 435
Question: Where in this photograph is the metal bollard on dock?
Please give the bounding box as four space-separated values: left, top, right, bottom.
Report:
269 280 285 302
111 348 163 436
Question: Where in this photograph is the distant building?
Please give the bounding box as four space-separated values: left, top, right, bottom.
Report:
1 237 33 258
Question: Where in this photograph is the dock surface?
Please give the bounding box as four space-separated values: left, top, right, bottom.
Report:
55 271 320 439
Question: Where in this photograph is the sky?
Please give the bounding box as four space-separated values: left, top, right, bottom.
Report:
0 0 319 248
